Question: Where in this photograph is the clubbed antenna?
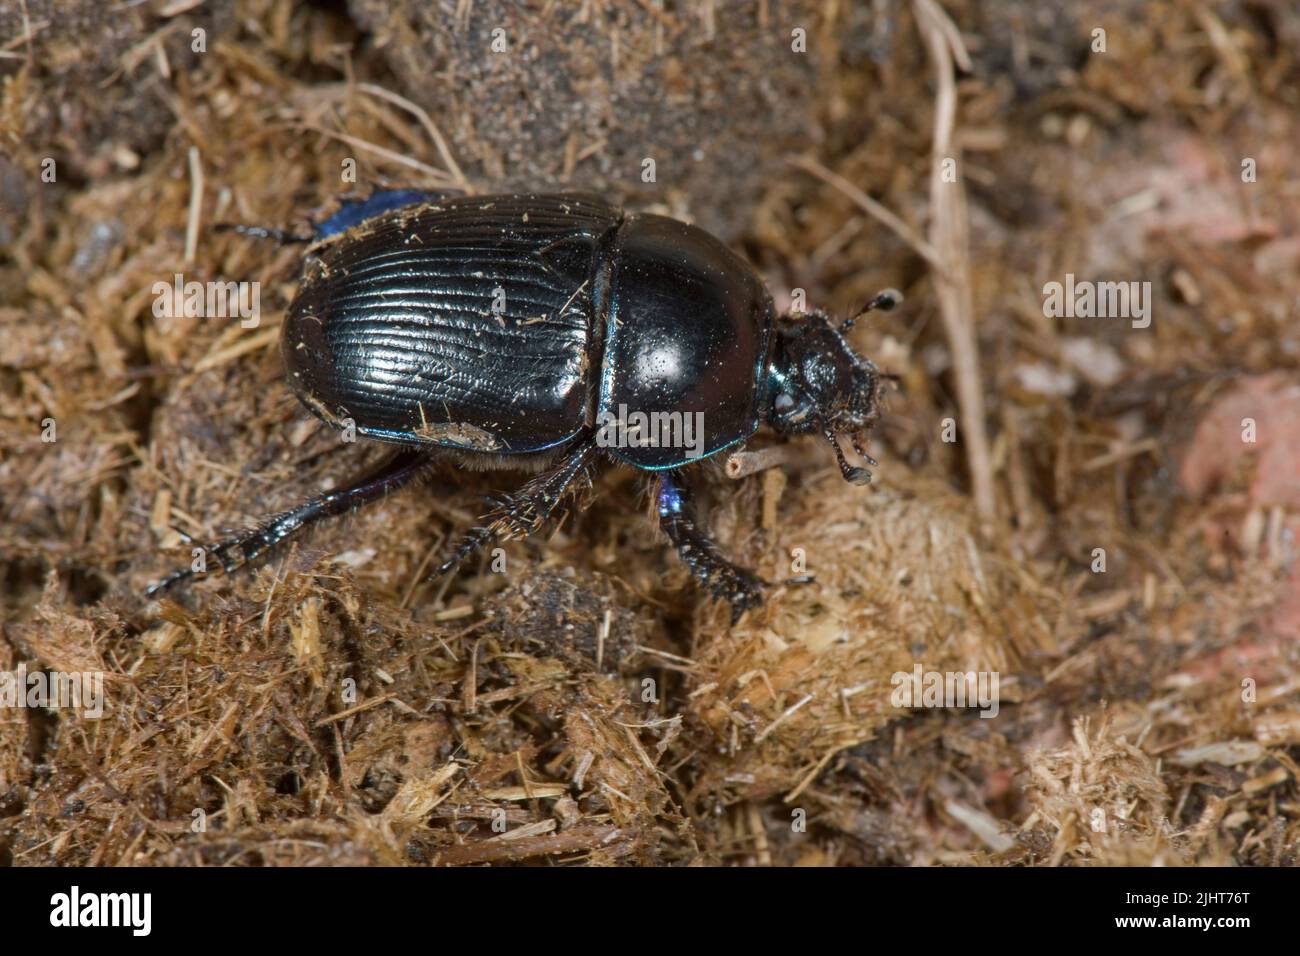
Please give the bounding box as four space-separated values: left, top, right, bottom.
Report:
840 288 902 333
824 428 872 485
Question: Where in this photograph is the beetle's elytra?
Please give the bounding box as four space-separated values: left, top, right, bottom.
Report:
150 191 895 621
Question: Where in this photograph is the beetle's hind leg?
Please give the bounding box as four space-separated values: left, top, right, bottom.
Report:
146 448 436 596
656 470 765 624
433 441 599 579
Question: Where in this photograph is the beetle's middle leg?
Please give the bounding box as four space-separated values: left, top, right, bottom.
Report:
656 469 766 624
146 447 437 596
433 440 599 578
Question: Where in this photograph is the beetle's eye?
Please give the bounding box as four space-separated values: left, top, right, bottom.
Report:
775 393 795 412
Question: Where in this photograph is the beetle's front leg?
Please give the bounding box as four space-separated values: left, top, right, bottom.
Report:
656 470 765 624
146 448 437 596
433 440 599 578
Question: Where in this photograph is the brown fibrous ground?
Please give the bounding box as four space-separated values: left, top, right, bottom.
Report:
1 0 1298 866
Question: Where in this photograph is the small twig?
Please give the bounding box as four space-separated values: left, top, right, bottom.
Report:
784 745 843 803
313 693 396 726
192 326 280 372
596 608 610 671
787 154 946 273
945 798 1014 853
433 825 626 865
463 637 482 714
913 0 996 525
401 531 447 609
355 82 472 194
725 444 803 480
1081 438 1160 472
184 145 203 266
301 124 458 186
754 693 814 744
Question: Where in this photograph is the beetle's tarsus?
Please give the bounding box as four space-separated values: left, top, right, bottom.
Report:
144 448 435 597
432 525 495 579
144 567 196 598
432 441 598 581
657 471 767 624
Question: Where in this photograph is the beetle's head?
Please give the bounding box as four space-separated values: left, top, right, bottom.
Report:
765 290 898 484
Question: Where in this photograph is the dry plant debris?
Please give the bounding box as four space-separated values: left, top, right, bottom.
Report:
1 0 1297 866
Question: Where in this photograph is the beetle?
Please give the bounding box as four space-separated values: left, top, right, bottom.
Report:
148 191 896 621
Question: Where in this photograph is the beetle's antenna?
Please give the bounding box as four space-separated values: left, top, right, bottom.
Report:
824 427 872 485
215 223 311 245
840 288 902 333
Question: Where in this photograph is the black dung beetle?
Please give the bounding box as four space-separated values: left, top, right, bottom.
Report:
149 191 896 621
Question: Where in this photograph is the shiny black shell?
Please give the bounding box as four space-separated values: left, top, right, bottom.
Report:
599 213 773 468
282 193 775 468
